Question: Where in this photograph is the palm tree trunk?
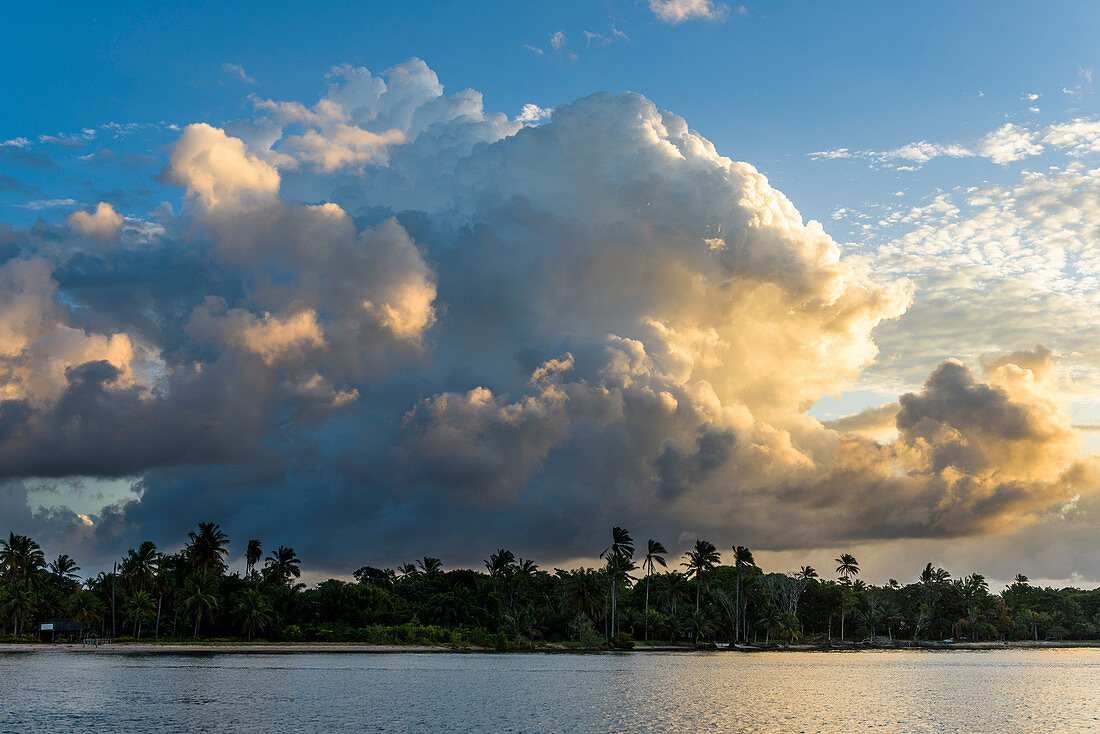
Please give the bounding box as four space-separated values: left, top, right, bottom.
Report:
841 612 845 641
155 595 162 639
644 572 650 641
735 566 741 643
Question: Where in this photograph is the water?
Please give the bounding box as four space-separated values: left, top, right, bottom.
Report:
3 649 1100 733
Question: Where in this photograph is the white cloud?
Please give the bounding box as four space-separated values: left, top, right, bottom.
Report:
516 104 552 124
649 0 729 23
221 63 256 85
67 201 124 242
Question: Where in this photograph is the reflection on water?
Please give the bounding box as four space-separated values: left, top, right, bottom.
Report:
4 649 1100 733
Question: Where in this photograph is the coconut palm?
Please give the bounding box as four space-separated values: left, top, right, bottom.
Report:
641 539 667 641
48 554 81 589
417 556 443 576
0 533 46 583
181 577 219 639
68 589 103 640
122 541 159 593
600 527 635 638
682 540 721 619
835 553 860 583
234 588 273 641
733 546 755 642
245 540 262 577
796 566 818 581
264 546 302 584
124 591 156 639
186 523 230 575
484 549 516 578
1 582 36 636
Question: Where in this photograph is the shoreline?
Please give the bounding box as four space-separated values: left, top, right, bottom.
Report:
4 640 1100 654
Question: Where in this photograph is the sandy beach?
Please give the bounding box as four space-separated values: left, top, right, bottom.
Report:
4 640 1100 654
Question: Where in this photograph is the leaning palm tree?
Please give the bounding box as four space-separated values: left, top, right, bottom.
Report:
681 540 721 617
233 588 272 641
642 539 667 641
264 546 302 584
245 540 262 577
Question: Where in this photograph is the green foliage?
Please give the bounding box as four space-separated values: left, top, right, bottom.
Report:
7 523 1100 648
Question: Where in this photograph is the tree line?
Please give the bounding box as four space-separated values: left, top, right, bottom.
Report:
1 525 1097 648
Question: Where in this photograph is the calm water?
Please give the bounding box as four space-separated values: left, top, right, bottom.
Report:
3 649 1100 733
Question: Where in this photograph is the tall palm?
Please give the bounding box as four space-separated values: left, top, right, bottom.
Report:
835 554 860 583
264 546 302 584
234 588 272 641
123 541 159 593
732 546 755 642
682 539 721 624
186 523 230 575
642 539 667 641
600 527 635 639
245 540 262 577
48 554 81 588
0 533 46 583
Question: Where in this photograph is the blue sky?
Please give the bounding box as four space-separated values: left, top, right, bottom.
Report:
6 1 1100 582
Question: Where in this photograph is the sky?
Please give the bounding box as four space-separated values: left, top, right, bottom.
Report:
4 0 1100 586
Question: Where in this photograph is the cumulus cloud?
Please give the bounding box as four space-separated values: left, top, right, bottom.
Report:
2 59 1099 576
67 202 124 242
649 0 729 23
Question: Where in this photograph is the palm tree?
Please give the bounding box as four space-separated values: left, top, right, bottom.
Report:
484 549 516 578
733 546 755 642
122 541 159 593
600 527 635 639
181 577 219 639
642 539 667 641
68 590 103 640
796 566 818 581
245 540 262 577
234 588 272 641
264 546 302 584
835 553 860 583
0 533 46 582
417 557 443 577
1 582 36 636
124 591 156 639
48 554 81 589
682 539 721 623
186 523 230 575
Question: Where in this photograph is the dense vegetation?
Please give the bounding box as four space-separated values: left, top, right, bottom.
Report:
2 525 1099 648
